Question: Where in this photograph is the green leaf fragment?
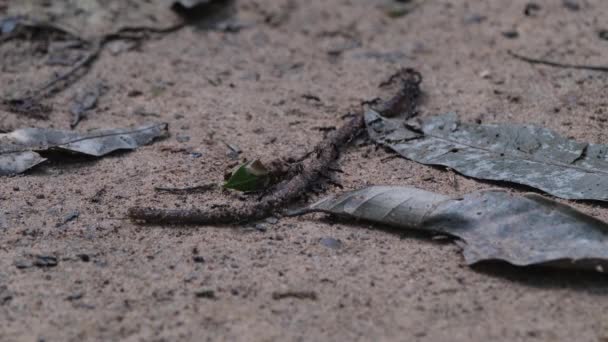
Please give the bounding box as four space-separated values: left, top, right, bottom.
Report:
223 160 270 192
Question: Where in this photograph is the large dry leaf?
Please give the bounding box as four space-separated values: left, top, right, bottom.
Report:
366 110 608 201
299 186 608 272
0 122 168 175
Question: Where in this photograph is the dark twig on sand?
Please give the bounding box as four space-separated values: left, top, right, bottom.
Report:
508 50 608 73
128 68 423 225
154 183 217 194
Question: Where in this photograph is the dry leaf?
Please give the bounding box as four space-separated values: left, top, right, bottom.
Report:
366 110 608 201
297 185 608 272
0 122 168 175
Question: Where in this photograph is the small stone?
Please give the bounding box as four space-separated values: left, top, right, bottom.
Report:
193 256 205 263
524 3 541 16
464 14 486 24
127 90 143 97
66 292 84 301
254 224 267 232
502 30 519 39
562 0 580 11
14 259 33 269
320 237 342 249
33 255 58 268
176 135 191 143
77 254 91 262
265 216 279 225
195 290 216 299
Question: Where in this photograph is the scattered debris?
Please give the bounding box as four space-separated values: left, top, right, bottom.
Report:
293 186 608 272
133 107 161 118
272 291 318 300
224 141 242 159
1 16 186 116
56 210 80 227
128 69 422 225
0 16 80 43
366 110 608 201
0 123 168 175
4 38 104 117
89 187 107 203
14 254 58 269
155 183 216 194
70 83 107 128
2 98 52 120
224 160 271 192
508 50 608 72
302 94 322 103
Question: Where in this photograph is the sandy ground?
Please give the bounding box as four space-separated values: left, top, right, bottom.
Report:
2 0 608 341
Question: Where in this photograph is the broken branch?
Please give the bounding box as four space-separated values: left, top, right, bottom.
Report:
128 68 423 225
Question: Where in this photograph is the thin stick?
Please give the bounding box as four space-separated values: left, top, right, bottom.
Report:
128 69 423 225
154 183 216 194
508 50 608 73
128 115 364 224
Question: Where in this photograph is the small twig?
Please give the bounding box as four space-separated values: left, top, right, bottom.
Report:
272 291 318 300
128 114 365 224
154 183 217 194
128 68 423 225
508 50 608 73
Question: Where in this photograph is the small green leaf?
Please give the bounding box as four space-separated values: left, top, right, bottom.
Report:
223 160 270 192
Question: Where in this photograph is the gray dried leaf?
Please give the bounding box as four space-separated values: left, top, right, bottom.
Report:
0 122 168 175
366 110 608 201
300 186 608 272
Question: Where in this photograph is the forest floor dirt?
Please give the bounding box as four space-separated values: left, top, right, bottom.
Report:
2 0 608 341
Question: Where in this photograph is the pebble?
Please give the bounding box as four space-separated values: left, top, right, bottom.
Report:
320 237 342 249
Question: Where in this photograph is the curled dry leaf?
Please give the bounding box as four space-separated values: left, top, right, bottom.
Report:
0 122 168 175
366 110 608 201
297 185 608 272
